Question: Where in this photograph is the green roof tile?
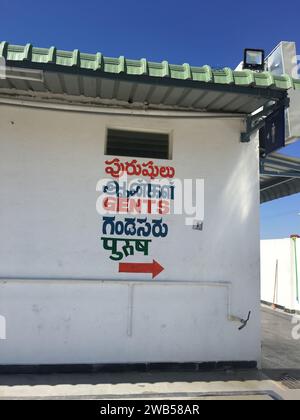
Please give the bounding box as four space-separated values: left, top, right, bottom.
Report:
212 68 234 84
233 70 255 86
0 42 299 91
191 65 213 82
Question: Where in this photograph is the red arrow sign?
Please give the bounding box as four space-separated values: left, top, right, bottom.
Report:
119 260 164 279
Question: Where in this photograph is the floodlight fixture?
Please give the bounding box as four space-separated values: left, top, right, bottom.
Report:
243 48 265 71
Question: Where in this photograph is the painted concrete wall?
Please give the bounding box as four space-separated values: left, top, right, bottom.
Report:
261 238 300 312
0 103 261 364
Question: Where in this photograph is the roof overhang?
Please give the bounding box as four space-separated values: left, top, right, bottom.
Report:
0 42 298 115
1 43 299 204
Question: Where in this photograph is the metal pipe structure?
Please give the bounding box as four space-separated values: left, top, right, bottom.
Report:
291 235 300 303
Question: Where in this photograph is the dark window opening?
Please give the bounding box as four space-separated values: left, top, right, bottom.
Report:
106 129 170 160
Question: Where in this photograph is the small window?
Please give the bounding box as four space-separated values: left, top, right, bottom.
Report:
106 129 170 160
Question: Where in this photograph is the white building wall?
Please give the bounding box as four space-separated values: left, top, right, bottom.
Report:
0 103 261 365
261 238 300 312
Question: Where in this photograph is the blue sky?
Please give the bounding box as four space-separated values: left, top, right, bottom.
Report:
1 0 299 238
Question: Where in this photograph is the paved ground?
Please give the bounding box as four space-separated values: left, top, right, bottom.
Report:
261 305 300 398
262 305 300 370
0 305 299 400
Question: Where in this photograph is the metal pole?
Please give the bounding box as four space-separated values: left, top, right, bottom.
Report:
272 259 278 309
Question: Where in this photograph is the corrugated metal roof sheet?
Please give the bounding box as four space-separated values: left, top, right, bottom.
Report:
260 153 300 203
1 41 300 91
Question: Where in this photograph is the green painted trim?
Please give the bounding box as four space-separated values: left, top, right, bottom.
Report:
0 42 298 91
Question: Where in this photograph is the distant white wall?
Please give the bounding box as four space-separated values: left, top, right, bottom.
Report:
0 103 261 365
261 238 300 312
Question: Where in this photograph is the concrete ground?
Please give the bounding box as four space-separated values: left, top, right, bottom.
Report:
262 305 300 370
260 305 300 399
0 305 299 400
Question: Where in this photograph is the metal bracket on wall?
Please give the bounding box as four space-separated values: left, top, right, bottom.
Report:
240 96 290 143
